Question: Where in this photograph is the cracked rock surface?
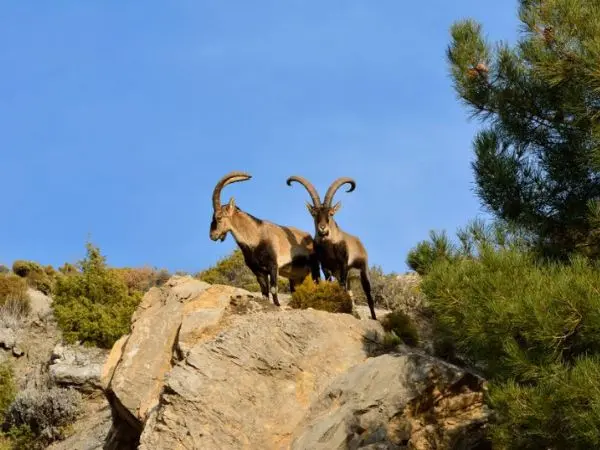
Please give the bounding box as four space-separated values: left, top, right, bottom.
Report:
102 276 491 450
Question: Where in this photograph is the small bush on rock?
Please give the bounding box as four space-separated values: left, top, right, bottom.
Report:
5 387 82 447
11 261 39 278
11 261 55 295
289 277 353 314
349 266 425 312
112 266 171 295
381 310 419 347
53 242 142 348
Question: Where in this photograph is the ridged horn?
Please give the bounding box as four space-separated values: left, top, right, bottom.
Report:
212 171 252 210
286 176 321 207
323 177 356 207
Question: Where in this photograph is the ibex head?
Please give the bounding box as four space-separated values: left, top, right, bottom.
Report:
286 176 356 238
210 171 252 242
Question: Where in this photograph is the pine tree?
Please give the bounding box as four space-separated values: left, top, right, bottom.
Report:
448 0 600 260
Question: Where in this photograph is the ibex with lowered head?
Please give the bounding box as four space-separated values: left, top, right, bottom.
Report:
210 171 320 306
286 175 377 320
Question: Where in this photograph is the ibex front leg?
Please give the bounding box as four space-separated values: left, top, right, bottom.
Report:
256 272 269 301
269 266 280 306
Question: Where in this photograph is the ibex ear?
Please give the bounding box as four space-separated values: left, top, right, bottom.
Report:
330 201 341 215
306 202 316 216
226 197 236 215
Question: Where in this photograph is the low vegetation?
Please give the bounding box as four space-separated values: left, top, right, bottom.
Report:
3 387 82 449
11 260 56 295
380 310 419 347
289 277 353 314
197 249 289 293
111 266 171 295
0 363 16 424
52 242 142 348
0 275 31 321
349 266 424 312
0 362 17 450
411 223 600 448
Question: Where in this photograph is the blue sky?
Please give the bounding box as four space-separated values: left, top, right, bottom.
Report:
1 1 519 274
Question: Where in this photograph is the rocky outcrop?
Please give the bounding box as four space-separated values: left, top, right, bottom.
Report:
49 343 109 393
102 276 491 450
102 278 212 428
290 352 490 449
138 309 383 450
27 287 53 321
47 393 113 450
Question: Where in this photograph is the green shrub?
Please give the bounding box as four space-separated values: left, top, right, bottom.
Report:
0 265 9 275
406 219 532 276
197 249 289 293
11 261 41 278
58 263 78 276
0 275 30 318
52 242 142 348
489 357 600 449
10 260 55 295
420 241 600 448
381 310 419 347
289 277 353 314
0 362 16 422
1 425 36 450
406 230 456 275
422 249 600 380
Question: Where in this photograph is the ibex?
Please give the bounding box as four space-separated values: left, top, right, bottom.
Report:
286 176 377 320
209 171 320 306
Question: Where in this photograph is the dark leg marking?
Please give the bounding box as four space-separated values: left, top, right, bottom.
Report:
360 268 377 320
310 255 321 284
269 266 280 306
256 272 269 300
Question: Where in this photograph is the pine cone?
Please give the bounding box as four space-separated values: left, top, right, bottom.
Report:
543 26 554 44
467 63 489 80
475 63 489 73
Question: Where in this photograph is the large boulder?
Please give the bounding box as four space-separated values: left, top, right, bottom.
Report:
49 343 109 393
27 287 53 321
290 352 490 449
138 309 383 450
102 276 490 450
102 276 213 429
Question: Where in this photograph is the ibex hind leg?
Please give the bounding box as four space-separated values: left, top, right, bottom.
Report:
289 278 297 293
360 269 377 320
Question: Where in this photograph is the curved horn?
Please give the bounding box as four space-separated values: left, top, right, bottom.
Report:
323 177 356 207
212 171 252 210
286 176 321 207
